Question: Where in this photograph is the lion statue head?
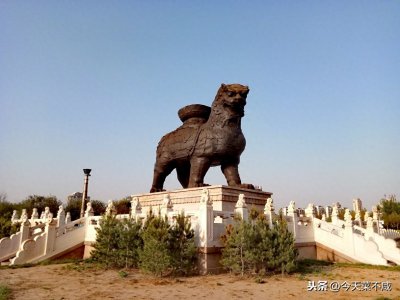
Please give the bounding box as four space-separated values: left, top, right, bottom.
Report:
212 84 249 118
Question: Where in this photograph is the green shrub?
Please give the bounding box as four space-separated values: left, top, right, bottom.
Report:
169 213 197 276
91 210 197 276
118 218 143 268
221 216 298 276
91 215 123 268
91 215 142 268
0 283 11 300
139 212 197 276
139 214 171 276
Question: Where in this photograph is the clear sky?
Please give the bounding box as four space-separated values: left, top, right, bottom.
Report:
1 1 399 210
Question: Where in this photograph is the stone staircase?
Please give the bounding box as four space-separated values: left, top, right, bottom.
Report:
0 204 98 266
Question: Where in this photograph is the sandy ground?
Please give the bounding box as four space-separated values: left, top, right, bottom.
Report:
0 263 399 300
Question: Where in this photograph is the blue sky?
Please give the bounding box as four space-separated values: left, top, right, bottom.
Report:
1 1 399 209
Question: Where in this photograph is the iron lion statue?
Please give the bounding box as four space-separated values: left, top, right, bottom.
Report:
150 83 254 193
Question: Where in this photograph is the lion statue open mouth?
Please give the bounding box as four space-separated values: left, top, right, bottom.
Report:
150 83 254 193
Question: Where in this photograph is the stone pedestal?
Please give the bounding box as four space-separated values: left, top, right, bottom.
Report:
131 185 272 214
131 185 272 274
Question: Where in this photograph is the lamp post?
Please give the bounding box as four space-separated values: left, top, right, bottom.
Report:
80 169 91 218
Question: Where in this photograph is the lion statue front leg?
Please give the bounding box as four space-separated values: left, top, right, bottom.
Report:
188 157 211 188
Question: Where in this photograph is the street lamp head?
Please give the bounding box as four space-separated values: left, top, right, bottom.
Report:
83 169 92 176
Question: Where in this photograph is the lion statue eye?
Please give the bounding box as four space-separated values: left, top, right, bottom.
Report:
228 91 236 97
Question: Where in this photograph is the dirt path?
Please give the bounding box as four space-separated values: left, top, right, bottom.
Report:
1 263 399 299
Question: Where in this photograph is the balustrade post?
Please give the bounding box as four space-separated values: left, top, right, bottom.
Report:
287 201 297 237
365 216 374 240
105 200 116 217
343 208 355 254
130 197 142 222
198 189 213 248
11 210 19 224
20 219 30 243
44 215 57 255
161 194 173 217
331 205 339 225
264 197 275 227
85 202 95 217
305 203 315 218
57 205 66 228
31 208 39 220
235 194 248 221
65 212 71 224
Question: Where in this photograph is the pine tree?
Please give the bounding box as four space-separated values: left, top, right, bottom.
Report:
91 215 123 268
169 213 197 275
272 217 298 275
139 214 172 276
253 218 274 272
220 217 254 276
118 218 143 268
220 214 298 276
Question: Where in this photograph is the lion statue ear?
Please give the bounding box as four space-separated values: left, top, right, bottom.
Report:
220 83 226 89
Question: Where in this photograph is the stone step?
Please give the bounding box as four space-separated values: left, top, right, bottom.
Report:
0 260 11 266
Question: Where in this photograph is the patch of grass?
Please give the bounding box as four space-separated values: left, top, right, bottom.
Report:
118 270 128 278
38 258 84 266
254 276 265 284
296 259 333 275
62 261 102 272
273 277 281 281
296 259 400 276
334 262 400 272
296 274 310 281
0 284 11 300
0 258 84 270
3 262 35 269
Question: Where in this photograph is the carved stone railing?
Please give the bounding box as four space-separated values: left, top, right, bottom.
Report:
380 229 400 240
61 218 85 235
317 221 345 238
6 194 400 267
353 225 366 237
0 231 23 262
30 223 46 239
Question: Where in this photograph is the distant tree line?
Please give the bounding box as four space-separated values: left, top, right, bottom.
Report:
379 195 400 230
0 194 134 239
0 194 62 239
0 194 137 238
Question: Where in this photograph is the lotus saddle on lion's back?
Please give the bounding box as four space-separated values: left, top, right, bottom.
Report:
150 83 255 193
